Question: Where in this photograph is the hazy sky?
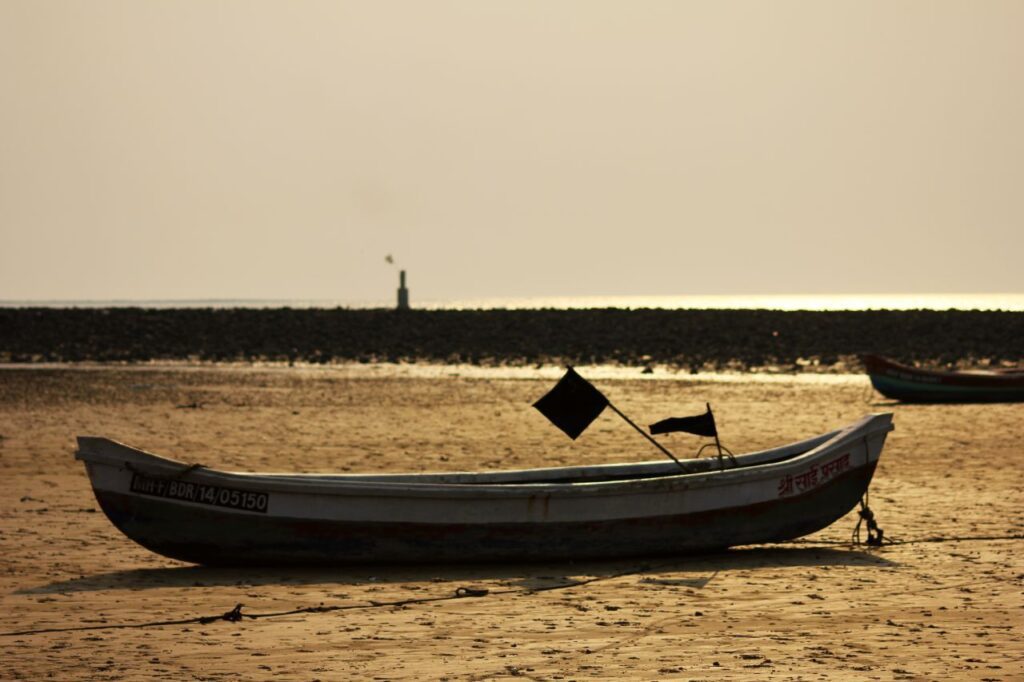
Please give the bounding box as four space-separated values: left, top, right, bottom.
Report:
2 1 1022 303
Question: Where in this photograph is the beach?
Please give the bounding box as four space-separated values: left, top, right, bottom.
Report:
1 364 1021 680
5 0 1024 676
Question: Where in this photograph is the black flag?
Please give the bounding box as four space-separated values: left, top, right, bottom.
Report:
533 367 609 440
649 404 718 437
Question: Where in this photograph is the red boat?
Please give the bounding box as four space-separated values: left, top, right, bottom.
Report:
863 354 1024 403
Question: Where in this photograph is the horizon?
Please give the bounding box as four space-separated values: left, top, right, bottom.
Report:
4 291 1024 312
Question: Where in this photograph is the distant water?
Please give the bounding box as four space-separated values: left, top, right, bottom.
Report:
433 293 1024 312
3 293 1024 311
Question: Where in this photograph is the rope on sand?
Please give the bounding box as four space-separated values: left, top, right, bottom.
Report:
0 587 493 638
5 532 1022 639
0 564 658 638
790 532 1024 547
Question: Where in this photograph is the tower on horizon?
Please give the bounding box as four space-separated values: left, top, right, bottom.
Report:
397 270 409 310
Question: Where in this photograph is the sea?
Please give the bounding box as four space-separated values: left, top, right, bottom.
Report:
2 293 1024 311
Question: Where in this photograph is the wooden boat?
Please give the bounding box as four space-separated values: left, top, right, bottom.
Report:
863 354 1024 403
76 413 893 565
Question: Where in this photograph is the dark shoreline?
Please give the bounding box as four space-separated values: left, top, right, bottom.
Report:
2 307 1022 371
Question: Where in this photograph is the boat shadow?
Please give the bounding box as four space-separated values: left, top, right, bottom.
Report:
20 544 895 595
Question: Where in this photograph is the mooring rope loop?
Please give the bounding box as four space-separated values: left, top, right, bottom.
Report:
852 495 887 546
198 603 245 624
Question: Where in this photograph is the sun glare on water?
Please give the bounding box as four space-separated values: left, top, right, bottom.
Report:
434 293 1024 312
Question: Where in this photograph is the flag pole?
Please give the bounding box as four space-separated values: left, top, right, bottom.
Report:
708 402 725 469
705 402 737 471
606 402 685 469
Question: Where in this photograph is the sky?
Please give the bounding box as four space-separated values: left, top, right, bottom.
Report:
1 1 1022 303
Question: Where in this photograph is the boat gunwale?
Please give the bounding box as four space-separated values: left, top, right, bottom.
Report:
76 414 893 499
863 354 1024 386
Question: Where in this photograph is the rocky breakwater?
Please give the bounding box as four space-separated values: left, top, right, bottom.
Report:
1 307 1022 370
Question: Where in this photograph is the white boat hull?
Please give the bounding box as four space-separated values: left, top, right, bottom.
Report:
76 413 893 564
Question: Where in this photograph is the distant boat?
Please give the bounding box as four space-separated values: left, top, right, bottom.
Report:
75 414 893 565
863 354 1024 403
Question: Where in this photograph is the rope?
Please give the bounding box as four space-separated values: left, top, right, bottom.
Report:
852 494 887 546
5 530 1022 639
791 533 1024 548
199 603 244 624
0 565 657 638
0 585 495 638
696 443 738 469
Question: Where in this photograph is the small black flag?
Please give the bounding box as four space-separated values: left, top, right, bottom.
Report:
533 367 609 440
649 404 718 437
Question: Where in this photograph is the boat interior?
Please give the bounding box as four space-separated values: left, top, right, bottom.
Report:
250 430 839 485
78 428 843 487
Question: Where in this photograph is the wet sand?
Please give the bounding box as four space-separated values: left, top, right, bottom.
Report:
1 365 1022 680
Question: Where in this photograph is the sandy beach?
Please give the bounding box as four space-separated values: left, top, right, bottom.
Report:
1 364 1022 680
6 0 1024 677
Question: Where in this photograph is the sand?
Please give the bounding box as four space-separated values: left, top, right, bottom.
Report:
0 364 1022 680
